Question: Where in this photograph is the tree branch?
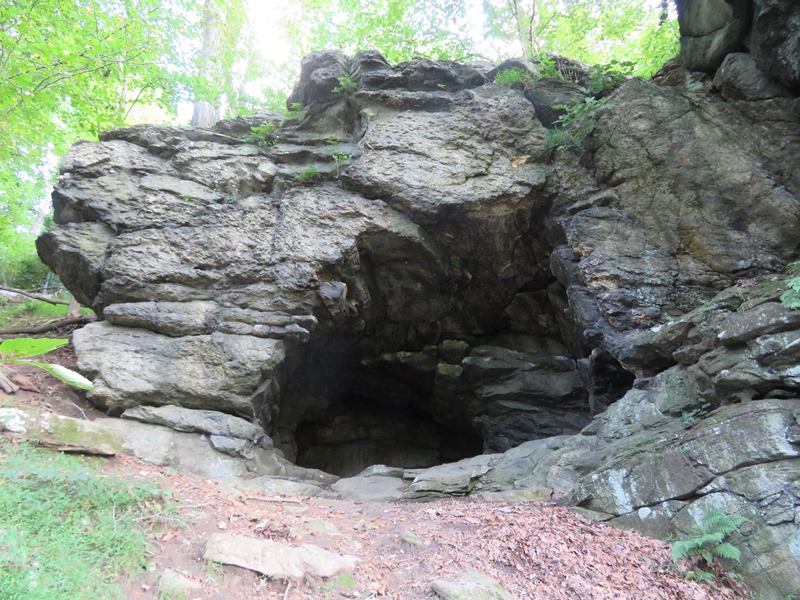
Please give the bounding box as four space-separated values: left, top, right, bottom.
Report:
0 315 96 335
0 285 71 306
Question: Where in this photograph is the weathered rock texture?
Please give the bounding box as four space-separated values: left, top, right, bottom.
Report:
38 4 800 596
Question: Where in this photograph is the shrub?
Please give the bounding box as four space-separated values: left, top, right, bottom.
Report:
284 102 305 120
332 76 358 94
0 240 51 289
586 60 635 95
242 123 278 147
493 67 537 88
546 96 614 150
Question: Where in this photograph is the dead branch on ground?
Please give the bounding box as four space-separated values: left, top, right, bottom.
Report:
0 315 96 335
0 285 71 306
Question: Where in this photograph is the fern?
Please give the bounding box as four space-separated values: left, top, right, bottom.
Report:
671 510 748 569
780 262 800 310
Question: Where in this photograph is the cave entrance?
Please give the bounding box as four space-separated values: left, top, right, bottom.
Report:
276 339 485 478
294 397 483 477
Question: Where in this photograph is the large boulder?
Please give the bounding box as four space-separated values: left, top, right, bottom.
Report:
38 43 800 597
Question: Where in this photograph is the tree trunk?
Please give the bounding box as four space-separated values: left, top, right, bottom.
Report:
659 0 670 26
192 0 222 128
192 100 221 128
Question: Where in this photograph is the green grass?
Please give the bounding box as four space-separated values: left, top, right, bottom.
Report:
0 298 93 326
0 441 167 599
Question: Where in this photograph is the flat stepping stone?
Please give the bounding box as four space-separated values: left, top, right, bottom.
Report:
158 569 203 598
331 474 407 501
204 533 357 579
432 571 519 600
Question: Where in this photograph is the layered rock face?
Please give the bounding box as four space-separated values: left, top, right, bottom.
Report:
38 3 800 596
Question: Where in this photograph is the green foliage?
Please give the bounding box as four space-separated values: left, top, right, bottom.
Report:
586 60 635 95
493 67 537 88
0 441 166 598
292 165 321 184
546 96 614 150
780 262 800 310
679 403 711 424
696 299 718 315
285 0 474 63
331 151 351 177
671 510 749 571
0 0 263 276
0 298 94 333
243 123 279 146
0 338 93 390
285 102 306 120
332 76 358 94
0 239 51 289
482 0 679 77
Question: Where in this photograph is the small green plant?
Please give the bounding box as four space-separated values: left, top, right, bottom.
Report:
332 76 358 94
679 402 711 424
325 137 339 145
546 96 614 150
436 83 447 90
178 193 200 204
331 151 350 176
204 560 225 584
243 123 278 147
780 261 800 310
493 67 537 88
535 54 569 80
0 440 167 598
0 337 93 390
586 60 635 95
285 102 305 120
671 510 749 576
292 165 321 184
696 299 718 315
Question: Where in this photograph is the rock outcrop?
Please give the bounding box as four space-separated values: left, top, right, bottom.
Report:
38 2 800 596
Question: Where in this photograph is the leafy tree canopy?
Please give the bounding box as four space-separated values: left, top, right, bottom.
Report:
0 0 260 286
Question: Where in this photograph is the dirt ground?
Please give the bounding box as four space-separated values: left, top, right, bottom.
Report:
1 334 751 600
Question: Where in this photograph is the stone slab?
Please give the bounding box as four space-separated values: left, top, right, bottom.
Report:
204 533 357 579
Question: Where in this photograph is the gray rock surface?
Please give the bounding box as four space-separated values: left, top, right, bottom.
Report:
204 533 357 579
157 569 203 599
431 571 519 600
122 404 265 441
0 407 121 455
330 474 407 502
97 417 329 483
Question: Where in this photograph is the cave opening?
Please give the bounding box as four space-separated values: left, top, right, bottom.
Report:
273 329 635 478
294 396 484 477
